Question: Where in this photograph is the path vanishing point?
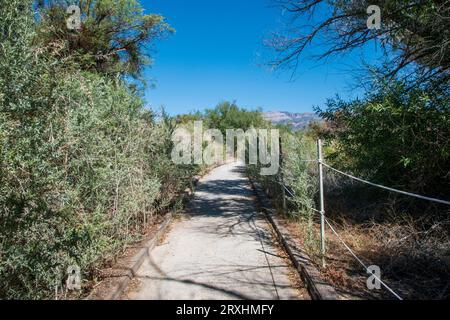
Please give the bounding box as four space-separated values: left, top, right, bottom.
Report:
123 162 308 300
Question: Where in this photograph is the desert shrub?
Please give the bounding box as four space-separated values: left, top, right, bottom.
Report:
280 133 319 247
248 130 320 249
0 1 198 299
247 128 318 246
0 69 197 299
281 132 317 215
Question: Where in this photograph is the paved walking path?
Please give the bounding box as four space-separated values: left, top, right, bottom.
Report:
124 162 305 300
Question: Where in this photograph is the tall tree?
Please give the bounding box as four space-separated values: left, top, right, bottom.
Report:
268 0 450 87
35 0 173 80
204 101 268 134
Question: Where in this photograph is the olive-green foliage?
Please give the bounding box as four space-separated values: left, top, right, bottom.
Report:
282 132 318 217
247 130 318 246
175 112 203 125
35 0 173 80
203 101 269 134
281 132 319 248
316 79 450 198
0 0 195 299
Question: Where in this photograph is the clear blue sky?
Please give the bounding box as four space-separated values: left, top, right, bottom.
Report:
142 0 379 115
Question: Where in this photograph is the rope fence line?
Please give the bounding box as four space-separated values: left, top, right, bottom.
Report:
268 139 450 300
273 177 404 299
278 181 296 198
305 206 321 214
321 162 450 206
276 181 322 214
323 217 403 300
274 178 404 299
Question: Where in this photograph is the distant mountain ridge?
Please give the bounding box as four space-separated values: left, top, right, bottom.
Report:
263 111 321 130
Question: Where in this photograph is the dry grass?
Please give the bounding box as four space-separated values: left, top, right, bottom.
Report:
286 209 450 300
248 156 450 300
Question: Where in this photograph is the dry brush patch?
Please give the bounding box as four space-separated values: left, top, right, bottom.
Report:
285 206 450 300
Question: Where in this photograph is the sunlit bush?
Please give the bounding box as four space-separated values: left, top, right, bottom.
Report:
0 1 197 299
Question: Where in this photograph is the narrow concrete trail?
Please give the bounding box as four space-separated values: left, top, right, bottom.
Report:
124 162 306 300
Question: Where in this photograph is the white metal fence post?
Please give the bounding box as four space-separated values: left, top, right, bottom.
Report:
317 139 326 267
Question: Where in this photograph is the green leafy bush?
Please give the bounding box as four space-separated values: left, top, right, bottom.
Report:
316 79 450 198
0 0 197 299
247 130 319 249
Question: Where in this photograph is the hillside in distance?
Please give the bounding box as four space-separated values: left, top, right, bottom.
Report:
263 111 321 130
